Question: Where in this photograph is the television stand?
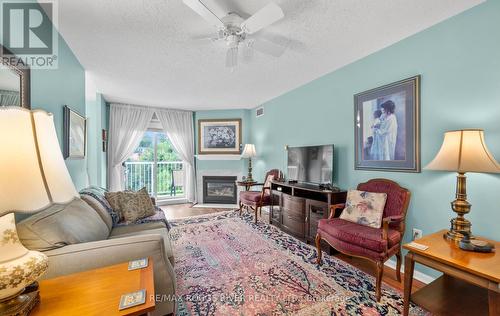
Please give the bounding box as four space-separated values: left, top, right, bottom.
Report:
269 180 347 245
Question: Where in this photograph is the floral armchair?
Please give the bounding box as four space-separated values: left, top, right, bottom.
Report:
315 178 411 301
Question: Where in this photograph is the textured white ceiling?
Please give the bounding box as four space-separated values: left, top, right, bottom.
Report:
54 0 483 110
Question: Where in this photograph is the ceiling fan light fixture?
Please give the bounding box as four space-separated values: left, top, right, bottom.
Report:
183 0 288 70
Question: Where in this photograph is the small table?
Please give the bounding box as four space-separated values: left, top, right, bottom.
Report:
236 180 259 191
31 258 155 316
403 230 500 316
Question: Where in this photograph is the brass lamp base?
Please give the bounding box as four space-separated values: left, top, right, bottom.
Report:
444 172 473 242
444 217 473 242
246 157 254 183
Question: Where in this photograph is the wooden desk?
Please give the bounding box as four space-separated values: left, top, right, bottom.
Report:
403 230 500 316
31 259 155 316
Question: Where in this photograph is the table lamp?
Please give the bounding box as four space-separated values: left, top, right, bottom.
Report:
0 107 78 314
241 144 257 182
425 129 500 241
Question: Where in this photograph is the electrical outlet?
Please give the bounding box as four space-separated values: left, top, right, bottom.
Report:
412 228 423 240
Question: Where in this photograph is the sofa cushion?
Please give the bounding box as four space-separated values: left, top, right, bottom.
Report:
318 218 401 253
80 186 120 227
109 226 174 266
110 222 167 235
80 195 113 231
17 198 110 251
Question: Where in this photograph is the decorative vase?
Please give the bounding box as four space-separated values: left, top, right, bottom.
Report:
0 213 48 301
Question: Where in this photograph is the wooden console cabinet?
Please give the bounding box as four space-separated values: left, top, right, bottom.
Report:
269 180 347 244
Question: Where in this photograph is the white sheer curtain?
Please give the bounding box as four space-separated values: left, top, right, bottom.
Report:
156 109 196 203
108 104 154 191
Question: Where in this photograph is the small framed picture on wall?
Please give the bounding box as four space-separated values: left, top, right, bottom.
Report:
354 75 421 172
198 118 242 155
63 105 87 159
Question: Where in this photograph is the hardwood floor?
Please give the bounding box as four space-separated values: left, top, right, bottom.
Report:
161 203 229 219
161 203 425 293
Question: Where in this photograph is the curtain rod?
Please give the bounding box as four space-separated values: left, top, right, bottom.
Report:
110 102 193 113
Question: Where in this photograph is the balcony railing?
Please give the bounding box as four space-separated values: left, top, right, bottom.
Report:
124 161 184 199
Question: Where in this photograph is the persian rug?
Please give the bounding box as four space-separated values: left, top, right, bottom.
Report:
169 211 427 316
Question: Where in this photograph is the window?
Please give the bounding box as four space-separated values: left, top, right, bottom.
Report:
125 130 184 200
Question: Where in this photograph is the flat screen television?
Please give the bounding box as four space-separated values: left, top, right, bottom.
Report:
287 144 334 184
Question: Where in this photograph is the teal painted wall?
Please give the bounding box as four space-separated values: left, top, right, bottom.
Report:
86 92 108 188
30 36 88 190
0 1 90 190
249 1 500 275
194 109 251 175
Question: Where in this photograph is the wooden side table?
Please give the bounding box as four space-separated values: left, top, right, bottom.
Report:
30 258 155 316
403 230 500 316
236 180 259 191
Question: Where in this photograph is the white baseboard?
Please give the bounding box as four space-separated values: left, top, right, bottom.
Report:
384 258 436 284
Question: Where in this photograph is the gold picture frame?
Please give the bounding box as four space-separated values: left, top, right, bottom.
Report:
198 118 242 155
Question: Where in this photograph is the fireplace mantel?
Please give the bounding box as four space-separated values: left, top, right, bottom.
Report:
195 154 241 161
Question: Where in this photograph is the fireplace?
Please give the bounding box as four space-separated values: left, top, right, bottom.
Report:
202 176 237 204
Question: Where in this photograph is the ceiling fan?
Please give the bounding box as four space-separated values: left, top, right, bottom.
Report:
183 0 288 69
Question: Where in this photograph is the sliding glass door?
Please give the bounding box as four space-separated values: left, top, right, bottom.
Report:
124 130 184 200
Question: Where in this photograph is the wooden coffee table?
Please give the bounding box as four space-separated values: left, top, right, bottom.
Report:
403 230 500 316
30 258 155 316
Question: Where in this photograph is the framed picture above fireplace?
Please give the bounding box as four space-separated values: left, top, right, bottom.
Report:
198 119 242 155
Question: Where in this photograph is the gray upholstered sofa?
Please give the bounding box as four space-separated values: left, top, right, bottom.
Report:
17 187 176 316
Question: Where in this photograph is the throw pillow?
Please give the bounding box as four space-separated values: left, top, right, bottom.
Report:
104 191 123 220
339 190 387 228
119 187 156 224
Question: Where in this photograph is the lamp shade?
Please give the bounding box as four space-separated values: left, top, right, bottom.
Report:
425 129 500 173
0 107 78 216
241 144 257 158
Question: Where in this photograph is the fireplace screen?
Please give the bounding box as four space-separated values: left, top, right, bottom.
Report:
203 176 237 204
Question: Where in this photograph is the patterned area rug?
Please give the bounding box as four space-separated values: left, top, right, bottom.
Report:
170 211 427 315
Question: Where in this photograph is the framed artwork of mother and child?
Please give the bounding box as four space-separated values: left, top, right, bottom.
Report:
354 75 420 172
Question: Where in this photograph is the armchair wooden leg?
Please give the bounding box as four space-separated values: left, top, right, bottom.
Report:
254 206 258 224
375 261 384 302
395 248 402 282
239 201 243 216
315 233 322 265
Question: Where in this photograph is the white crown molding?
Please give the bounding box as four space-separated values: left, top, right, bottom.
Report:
195 154 241 160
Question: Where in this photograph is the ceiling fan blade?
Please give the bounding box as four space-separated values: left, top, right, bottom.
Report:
190 34 219 41
183 0 224 28
226 46 238 69
241 2 284 34
257 31 306 52
252 38 287 57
